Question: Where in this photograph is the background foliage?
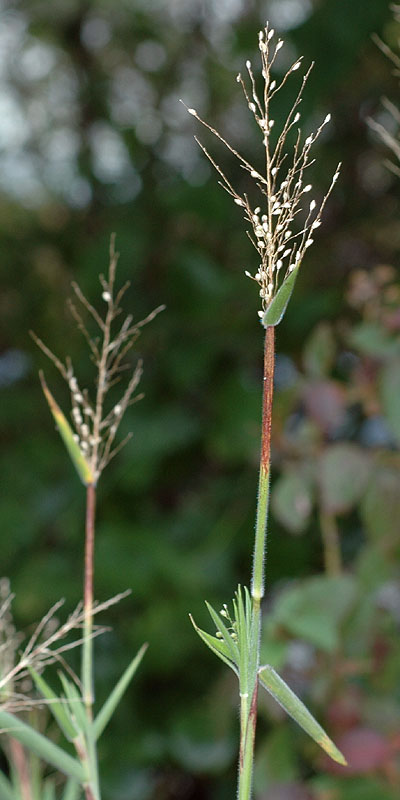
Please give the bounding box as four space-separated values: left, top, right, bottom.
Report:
1 0 400 798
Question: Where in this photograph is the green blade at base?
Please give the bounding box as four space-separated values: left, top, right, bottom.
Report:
258 665 346 765
39 372 94 486
262 264 300 327
189 615 238 674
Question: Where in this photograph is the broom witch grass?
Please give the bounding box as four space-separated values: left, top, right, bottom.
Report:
0 236 165 800
186 23 345 800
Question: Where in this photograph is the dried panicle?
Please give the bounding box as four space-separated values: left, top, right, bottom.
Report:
185 24 340 320
369 11 400 179
31 235 165 483
0 587 130 712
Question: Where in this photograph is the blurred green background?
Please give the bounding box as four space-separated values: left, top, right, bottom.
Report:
1 0 400 798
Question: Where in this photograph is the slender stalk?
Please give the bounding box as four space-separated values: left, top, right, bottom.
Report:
9 740 32 800
238 325 275 800
319 511 342 575
252 326 275 610
82 483 96 714
81 482 101 800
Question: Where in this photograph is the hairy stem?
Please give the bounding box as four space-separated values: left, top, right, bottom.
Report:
238 327 275 800
238 683 259 800
238 326 275 800
252 326 275 610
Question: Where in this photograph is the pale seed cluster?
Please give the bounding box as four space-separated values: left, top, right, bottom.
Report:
32 236 164 482
217 603 238 642
186 24 340 318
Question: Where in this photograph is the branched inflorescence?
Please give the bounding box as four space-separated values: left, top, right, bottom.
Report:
31 236 165 483
369 5 400 177
185 24 340 318
0 577 130 712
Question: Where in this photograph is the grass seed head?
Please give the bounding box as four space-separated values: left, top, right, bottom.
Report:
185 23 340 320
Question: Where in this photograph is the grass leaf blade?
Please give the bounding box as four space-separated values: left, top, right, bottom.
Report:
39 372 94 486
190 615 238 674
62 780 81 800
28 667 78 742
0 710 86 782
258 665 346 765
94 643 148 740
262 265 300 327
0 771 14 800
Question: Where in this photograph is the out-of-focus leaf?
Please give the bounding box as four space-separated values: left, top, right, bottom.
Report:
272 471 313 534
39 372 94 486
318 443 370 514
260 618 289 671
303 380 346 435
380 359 400 444
350 322 396 358
272 575 357 652
259 665 346 765
303 322 336 378
310 775 396 800
262 265 300 327
254 727 298 791
321 727 390 775
360 465 400 545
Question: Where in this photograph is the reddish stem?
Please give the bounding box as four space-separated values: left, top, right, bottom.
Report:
260 325 275 473
9 740 32 800
83 482 96 711
84 483 96 618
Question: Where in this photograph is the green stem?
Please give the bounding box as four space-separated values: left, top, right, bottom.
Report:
81 483 101 800
238 326 275 800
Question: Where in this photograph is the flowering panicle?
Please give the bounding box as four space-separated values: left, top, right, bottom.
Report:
185 24 340 319
31 236 165 483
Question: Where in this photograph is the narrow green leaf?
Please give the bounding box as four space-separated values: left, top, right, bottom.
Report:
94 643 148 740
39 372 94 486
205 602 239 665
62 780 81 800
0 710 86 782
0 772 14 800
233 587 250 687
258 665 346 765
43 780 56 800
57 674 88 737
189 615 238 674
262 265 300 327
28 667 78 742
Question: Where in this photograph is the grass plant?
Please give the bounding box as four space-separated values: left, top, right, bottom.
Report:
186 23 345 800
0 238 163 799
